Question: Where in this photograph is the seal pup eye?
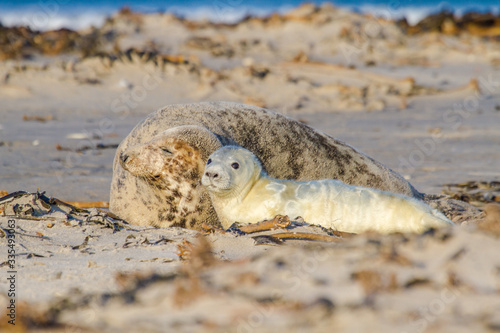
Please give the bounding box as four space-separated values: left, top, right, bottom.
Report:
231 162 239 169
207 158 212 165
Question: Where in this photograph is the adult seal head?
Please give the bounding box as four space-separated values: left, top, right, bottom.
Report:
114 125 222 229
202 146 454 234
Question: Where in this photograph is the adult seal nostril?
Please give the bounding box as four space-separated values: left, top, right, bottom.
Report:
121 153 129 164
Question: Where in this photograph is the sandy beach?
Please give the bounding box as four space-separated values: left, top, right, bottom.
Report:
1 4 500 332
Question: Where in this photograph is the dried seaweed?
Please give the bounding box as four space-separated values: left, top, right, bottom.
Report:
442 180 500 207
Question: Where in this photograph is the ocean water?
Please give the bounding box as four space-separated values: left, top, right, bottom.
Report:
0 0 499 31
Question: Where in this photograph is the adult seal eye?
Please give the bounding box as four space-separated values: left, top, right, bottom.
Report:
207 158 212 165
161 147 172 154
231 162 239 169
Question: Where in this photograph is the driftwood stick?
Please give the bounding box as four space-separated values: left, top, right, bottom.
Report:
59 200 110 209
238 215 291 233
329 230 356 238
201 222 227 234
269 232 344 242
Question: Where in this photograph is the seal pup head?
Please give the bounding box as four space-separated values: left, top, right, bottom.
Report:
202 146 263 198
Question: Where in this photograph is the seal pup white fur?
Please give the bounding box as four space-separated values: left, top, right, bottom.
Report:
202 146 454 234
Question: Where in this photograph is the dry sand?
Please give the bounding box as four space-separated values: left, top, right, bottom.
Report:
1 4 500 332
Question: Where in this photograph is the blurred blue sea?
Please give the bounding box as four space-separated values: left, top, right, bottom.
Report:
0 0 499 30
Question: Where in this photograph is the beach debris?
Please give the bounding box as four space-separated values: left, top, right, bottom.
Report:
246 65 270 79
114 6 144 27
72 236 90 249
65 133 91 139
176 239 194 261
185 36 235 57
252 232 342 245
442 180 500 207
292 50 309 63
173 235 217 307
252 235 284 245
397 10 500 36
351 269 393 295
377 242 413 266
123 235 173 248
204 215 343 243
477 203 500 237
243 96 266 108
56 143 119 153
224 215 348 244
59 200 109 209
329 229 356 238
283 3 318 21
22 115 54 122
77 77 102 85
114 271 170 290
201 222 226 234
256 232 343 243
1 191 52 217
280 61 420 99
0 25 103 60
1 190 133 231
238 215 291 233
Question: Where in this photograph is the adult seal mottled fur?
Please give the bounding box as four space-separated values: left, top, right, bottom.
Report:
202 146 453 233
110 101 422 229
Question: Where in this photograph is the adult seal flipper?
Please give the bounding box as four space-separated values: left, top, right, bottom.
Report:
110 101 422 228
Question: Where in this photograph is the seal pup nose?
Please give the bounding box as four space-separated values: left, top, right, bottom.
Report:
205 171 219 179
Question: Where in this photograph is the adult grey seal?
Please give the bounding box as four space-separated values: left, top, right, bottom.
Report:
202 146 453 233
109 101 422 229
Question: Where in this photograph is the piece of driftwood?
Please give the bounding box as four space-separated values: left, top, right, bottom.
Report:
267 232 343 242
201 222 227 234
60 201 110 209
238 215 291 233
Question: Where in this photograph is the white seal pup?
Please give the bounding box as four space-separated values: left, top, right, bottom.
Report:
202 146 454 234
111 102 422 229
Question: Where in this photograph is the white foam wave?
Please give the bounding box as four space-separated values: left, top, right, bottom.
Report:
0 5 280 30
0 3 498 31
0 9 108 31
354 3 500 25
